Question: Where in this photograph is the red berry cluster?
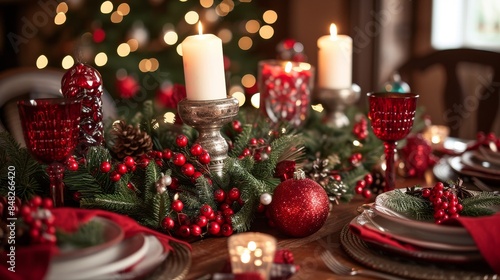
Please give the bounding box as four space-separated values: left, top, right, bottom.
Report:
238 138 272 162
66 156 80 171
349 153 363 166
163 135 211 180
100 156 137 182
232 120 243 134
352 118 368 140
162 191 240 239
421 182 463 224
1 196 56 245
354 173 374 199
475 131 500 150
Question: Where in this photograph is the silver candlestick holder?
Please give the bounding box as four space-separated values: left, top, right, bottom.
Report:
177 97 239 176
314 84 361 128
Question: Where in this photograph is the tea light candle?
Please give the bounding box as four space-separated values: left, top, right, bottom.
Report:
317 23 352 89
423 125 450 148
228 232 277 279
181 22 227 100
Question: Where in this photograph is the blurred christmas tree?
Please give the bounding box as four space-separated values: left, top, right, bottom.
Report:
42 0 278 117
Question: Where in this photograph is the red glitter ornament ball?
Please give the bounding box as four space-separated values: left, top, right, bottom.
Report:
268 170 329 237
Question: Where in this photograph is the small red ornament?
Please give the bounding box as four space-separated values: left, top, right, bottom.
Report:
116 75 140 99
274 160 296 181
155 83 187 109
67 161 79 171
400 134 438 177
268 169 330 237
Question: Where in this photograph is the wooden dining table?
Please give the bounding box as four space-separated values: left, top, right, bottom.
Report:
186 176 429 280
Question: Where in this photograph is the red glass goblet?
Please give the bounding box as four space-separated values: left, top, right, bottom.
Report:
18 98 81 207
367 92 419 192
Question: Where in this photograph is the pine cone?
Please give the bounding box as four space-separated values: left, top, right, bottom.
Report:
111 120 153 160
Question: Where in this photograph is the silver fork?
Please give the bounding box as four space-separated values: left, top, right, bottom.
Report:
320 250 406 280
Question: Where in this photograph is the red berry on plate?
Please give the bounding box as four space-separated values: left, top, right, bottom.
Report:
190 225 202 237
171 200 184 212
161 217 175 230
200 204 213 218
208 222 220 235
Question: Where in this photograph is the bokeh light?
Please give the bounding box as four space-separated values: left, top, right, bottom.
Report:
238 36 253 50
185 11 200 25
100 1 113 14
263 10 278 24
111 11 123 23
117 43 131 57
241 74 256 88
259 25 274 39
117 3 130 16
245 20 260 33
176 44 183 56
54 12 66 25
200 0 214 8
62 55 74 69
56 2 68 13
127 39 139 52
218 29 232 43
94 52 108 66
163 31 179 45
36 55 48 69
251 93 260 108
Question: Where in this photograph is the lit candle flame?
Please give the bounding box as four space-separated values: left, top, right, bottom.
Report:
198 21 203 35
284 61 292 73
330 23 337 40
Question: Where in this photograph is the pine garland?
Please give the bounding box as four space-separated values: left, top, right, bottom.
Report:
382 188 500 221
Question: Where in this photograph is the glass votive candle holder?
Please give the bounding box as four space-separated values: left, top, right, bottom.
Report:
228 232 277 279
422 125 450 149
258 60 315 127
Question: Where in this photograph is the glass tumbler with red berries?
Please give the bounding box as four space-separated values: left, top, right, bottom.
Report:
18 98 81 207
367 92 418 192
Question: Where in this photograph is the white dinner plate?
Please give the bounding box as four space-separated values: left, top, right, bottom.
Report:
101 235 169 279
46 234 149 280
52 217 124 261
357 211 477 250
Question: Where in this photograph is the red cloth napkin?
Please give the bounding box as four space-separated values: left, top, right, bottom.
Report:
349 223 419 251
448 213 500 273
0 208 190 280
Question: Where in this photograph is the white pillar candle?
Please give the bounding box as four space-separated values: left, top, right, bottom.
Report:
181 23 227 100
317 24 352 89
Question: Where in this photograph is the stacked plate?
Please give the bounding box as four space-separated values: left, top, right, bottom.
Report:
45 218 171 280
350 191 484 263
434 138 500 185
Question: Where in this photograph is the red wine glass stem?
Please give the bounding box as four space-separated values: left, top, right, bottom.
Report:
384 141 397 192
47 163 65 207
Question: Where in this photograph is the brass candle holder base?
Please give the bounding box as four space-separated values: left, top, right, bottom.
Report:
314 84 361 128
178 97 239 176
